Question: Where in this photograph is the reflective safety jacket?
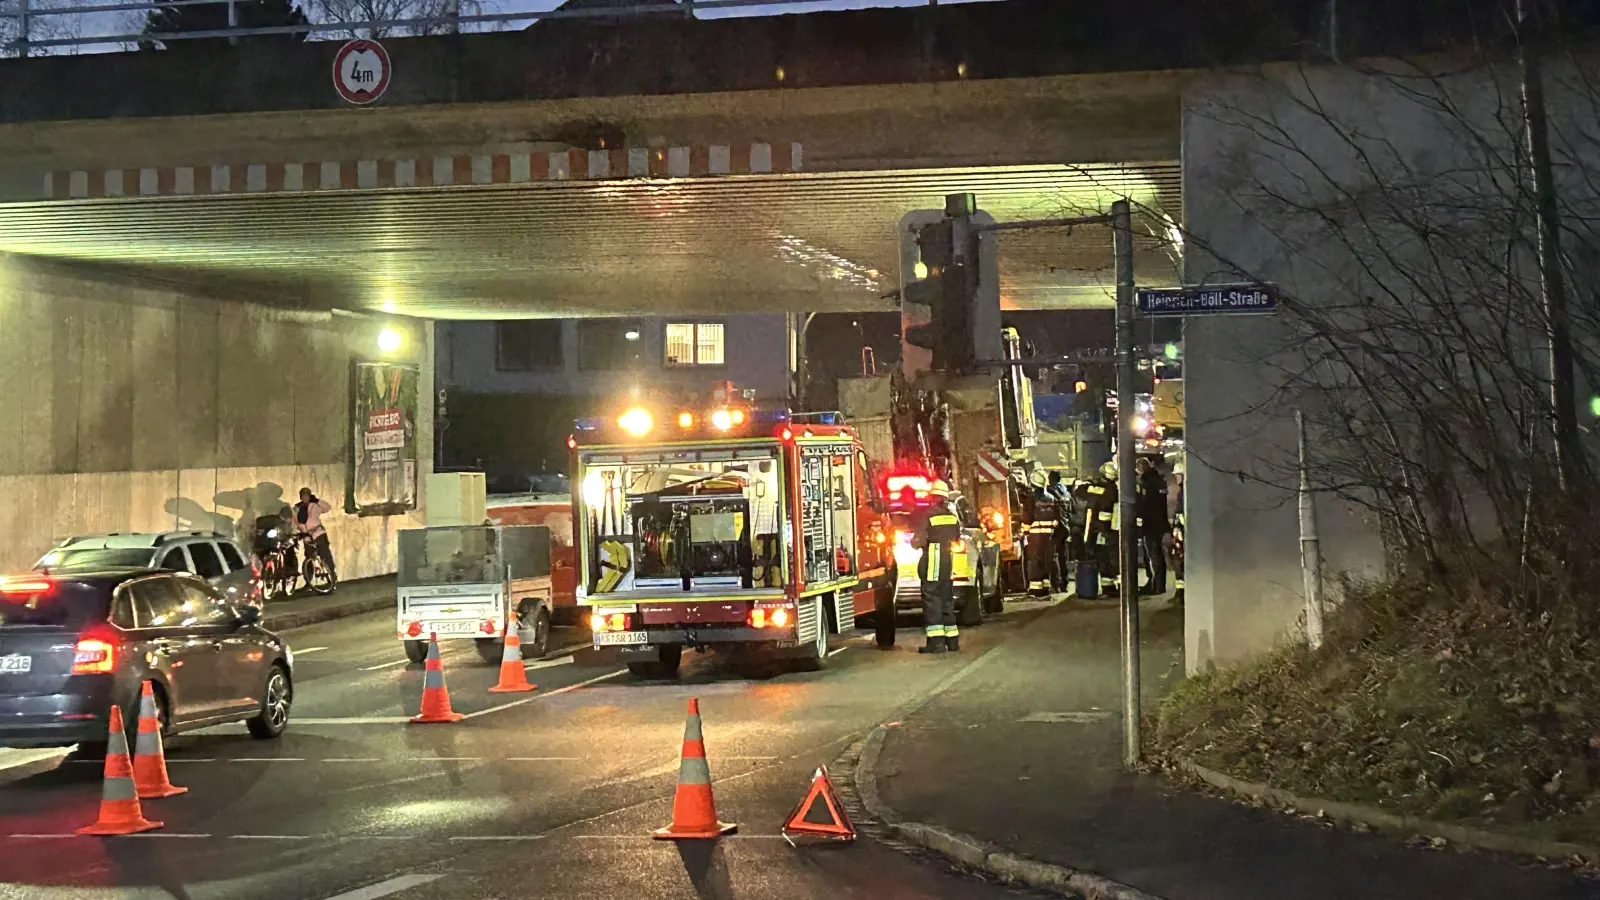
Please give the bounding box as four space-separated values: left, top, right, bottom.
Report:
1083 479 1120 546
914 506 961 584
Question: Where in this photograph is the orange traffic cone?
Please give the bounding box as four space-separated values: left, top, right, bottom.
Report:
781 766 856 842
78 706 162 835
409 633 464 724
653 698 736 840
131 681 186 799
488 617 537 694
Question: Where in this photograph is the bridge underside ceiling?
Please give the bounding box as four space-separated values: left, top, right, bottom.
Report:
0 163 1180 319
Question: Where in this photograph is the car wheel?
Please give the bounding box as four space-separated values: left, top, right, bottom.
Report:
874 579 897 649
403 640 429 664
983 563 1006 614
519 607 551 660
958 587 983 627
246 665 291 740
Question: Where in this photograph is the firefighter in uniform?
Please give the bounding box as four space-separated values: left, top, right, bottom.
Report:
1025 470 1060 597
1084 460 1120 597
914 480 962 653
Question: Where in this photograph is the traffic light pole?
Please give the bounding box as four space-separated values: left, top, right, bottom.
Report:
1110 199 1141 767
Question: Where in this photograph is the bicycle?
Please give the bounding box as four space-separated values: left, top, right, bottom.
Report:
256 531 336 600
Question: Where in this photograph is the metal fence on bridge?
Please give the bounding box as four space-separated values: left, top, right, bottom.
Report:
0 0 944 55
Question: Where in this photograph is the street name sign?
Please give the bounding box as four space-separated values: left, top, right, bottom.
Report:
1136 284 1278 317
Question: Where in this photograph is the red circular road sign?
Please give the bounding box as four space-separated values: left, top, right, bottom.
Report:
332 39 391 105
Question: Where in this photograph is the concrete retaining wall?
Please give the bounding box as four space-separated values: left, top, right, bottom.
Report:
0 254 432 580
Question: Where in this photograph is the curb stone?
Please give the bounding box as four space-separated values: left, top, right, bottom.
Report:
266 595 392 632
847 726 1168 900
1177 759 1600 865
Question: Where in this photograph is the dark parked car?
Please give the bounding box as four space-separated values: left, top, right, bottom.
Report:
0 569 293 750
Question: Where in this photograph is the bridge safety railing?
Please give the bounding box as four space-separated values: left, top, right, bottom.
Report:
0 0 945 56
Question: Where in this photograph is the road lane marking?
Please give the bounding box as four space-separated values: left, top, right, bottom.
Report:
8 834 79 839
295 647 330 655
295 716 412 725
120 833 213 838
320 874 445 900
827 647 849 657
505 757 580 761
523 655 574 671
0 748 67 773
360 659 410 671
323 758 383 763
231 758 305 762
409 757 480 762
232 835 312 840
459 668 626 720
721 756 778 760
167 758 217 763
545 640 592 658
449 835 543 841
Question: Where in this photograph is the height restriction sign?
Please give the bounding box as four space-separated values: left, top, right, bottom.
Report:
333 39 391 105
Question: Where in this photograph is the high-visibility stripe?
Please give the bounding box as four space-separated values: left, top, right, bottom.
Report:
678 754 713 785
1175 580 1185 589
926 544 942 580
102 775 139 802
925 625 946 637
1098 512 1113 521
930 514 959 526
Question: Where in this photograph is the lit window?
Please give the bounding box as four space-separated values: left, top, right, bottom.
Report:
665 323 725 366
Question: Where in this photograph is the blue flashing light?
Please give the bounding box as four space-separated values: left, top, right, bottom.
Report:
752 409 791 426
573 417 603 431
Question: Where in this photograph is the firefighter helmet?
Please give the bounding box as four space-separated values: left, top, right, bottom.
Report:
930 480 952 498
1099 460 1118 481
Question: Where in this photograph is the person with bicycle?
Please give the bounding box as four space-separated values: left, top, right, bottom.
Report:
295 487 337 585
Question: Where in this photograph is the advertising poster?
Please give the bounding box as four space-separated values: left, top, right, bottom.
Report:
351 361 418 516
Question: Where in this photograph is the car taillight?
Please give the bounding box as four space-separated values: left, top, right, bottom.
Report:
0 577 53 595
590 612 632 632
71 637 116 675
749 607 793 629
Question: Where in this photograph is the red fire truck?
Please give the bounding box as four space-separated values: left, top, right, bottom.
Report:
570 400 897 678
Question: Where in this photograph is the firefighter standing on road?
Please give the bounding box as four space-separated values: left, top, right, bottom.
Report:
1084 460 1121 597
1025 470 1061 597
914 480 962 654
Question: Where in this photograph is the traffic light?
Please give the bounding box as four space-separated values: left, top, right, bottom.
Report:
900 218 980 371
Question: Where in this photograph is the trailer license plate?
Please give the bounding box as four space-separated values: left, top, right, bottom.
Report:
594 631 648 646
0 654 31 673
425 621 478 636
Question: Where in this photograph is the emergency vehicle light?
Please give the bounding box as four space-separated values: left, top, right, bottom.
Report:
711 408 734 431
618 407 654 437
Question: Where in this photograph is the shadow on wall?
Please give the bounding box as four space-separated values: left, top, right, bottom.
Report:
162 482 290 546
214 482 291 548
163 497 237 537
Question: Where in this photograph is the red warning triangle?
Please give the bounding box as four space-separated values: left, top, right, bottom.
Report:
782 766 855 841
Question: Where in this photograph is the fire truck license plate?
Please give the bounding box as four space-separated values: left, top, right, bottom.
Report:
424 621 478 636
594 631 648 646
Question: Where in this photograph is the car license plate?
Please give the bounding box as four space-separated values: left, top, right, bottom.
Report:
594 631 648 646
0 654 31 674
424 621 479 636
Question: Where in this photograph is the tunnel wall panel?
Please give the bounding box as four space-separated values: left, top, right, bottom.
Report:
0 254 432 581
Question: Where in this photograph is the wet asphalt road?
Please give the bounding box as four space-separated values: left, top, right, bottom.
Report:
0 605 1049 900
